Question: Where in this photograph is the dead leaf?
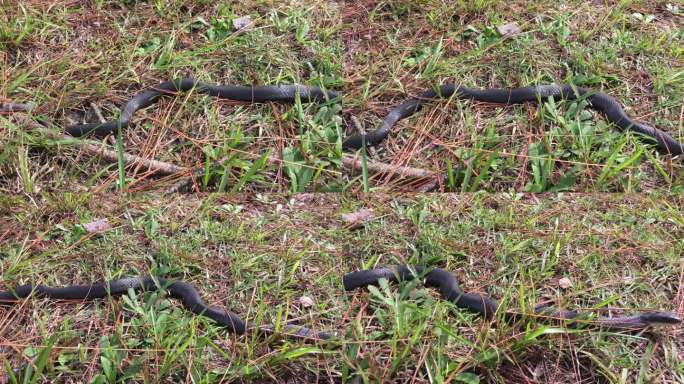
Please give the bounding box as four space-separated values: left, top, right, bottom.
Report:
82 218 111 233
233 16 253 31
299 296 314 308
341 208 375 229
558 277 573 289
497 22 521 37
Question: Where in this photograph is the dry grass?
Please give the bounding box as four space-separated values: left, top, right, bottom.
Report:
1 1 342 193
341 0 683 192
1 193 682 383
0 1 683 383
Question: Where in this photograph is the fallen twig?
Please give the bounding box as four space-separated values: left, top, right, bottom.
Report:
17 114 439 192
341 154 436 179
164 153 440 194
89 102 106 124
18 116 186 176
76 140 185 175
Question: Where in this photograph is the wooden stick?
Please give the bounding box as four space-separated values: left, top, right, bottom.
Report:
89 102 106 124
76 140 186 174
341 154 435 179
19 115 439 192
164 152 440 193
19 116 186 175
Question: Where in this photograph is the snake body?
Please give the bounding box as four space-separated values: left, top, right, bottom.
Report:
2 266 678 346
65 78 338 138
0 276 331 341
342 84 684 156
64 80 683 157
343 265 682 330
0 265 679 382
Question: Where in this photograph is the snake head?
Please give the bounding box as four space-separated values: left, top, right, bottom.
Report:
639 312 682 326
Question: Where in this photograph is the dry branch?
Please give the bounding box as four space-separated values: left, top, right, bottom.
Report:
341 154 436 179
18 115 439 192
18 116 186 175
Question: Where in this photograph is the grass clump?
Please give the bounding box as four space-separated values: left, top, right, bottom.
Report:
1 193 681 382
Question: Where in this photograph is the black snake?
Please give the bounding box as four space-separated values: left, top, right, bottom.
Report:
342 84 684 156
2 266 680 378
65 78 338 138
343 265 682 330
66 80 683 156
2 267 679 344
0 276 331 341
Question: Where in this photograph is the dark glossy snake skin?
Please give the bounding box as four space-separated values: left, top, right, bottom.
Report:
342 84 684 156
65 78 338 137
0 276 331 340
343 265 682 330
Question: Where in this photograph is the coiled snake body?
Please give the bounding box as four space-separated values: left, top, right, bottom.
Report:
342 84 684 156
0 276 331 341
343 265 682 330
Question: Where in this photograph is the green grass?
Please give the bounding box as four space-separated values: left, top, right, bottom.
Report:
0 1 682 383
2 1 683 193
1 193 681 382
0 1 342 193
342 1 683 192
